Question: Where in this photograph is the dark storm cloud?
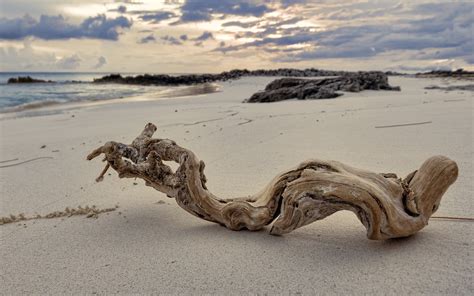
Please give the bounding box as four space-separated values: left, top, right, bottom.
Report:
0 14 132 40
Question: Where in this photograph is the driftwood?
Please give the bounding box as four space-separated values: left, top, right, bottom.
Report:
87 123 458 240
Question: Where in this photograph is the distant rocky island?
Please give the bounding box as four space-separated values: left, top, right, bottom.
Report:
93 68 471 86
425 85 474 92
7 76 54 84
7 69 472 86
245 71 400 103
92 68 394 86
415 69 474 79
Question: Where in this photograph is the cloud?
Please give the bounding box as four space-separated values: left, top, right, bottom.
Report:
0 40 55 70
269 17 304 27
56 54 81 69
279 0 306 8
161 35 182 45
396 64 454 72
118 5 127 13
114 0 142 4
2 41 109 71
108 5 127 13
216 27 315 53
412 39 474 65
178 0 273 23
1 0 473 72
94 56 107 69
192 31 214 46
0 14 132 40
217 1 474 66
139 11 176 23
222 20 260 28
194 31 214 42
179 10 211 23
138 34 182 45
138 34 156 44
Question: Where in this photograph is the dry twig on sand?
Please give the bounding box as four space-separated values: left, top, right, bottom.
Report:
375 121 432 129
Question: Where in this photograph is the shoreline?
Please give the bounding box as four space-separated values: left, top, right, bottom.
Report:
2 73 471 120
3 68 471 117
0 83 221 119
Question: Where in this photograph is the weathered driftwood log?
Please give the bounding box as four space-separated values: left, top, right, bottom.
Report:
87 123 458 240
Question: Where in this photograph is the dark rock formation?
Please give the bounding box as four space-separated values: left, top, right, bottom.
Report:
93 68 356 86
94 73 225 85
93 68 410 87
7 76 54 84
425 84 474 91
415 69 474 80
245 72 400 103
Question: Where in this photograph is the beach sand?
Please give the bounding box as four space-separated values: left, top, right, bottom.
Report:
0 76 472 294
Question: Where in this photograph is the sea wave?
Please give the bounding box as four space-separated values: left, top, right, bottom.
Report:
1 100 64 113
0 83 221 114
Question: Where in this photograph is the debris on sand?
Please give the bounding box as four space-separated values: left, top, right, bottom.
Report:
375 121 432 129
0 205 118 225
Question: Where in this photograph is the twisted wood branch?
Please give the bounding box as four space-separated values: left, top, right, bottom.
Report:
87 123 458 240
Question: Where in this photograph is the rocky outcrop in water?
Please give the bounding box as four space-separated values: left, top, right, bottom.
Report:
94 73 223 85
92 68 390 86
7 76 54 84
245 72 400 103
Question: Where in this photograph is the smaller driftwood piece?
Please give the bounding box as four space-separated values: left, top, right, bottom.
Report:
88 123 458 240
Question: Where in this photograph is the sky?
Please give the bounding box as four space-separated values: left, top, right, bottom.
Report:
0 0 472 73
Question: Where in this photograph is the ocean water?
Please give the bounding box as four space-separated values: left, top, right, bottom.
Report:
0 72 170 112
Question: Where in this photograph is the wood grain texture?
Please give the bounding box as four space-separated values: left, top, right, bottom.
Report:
88 123 458 240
